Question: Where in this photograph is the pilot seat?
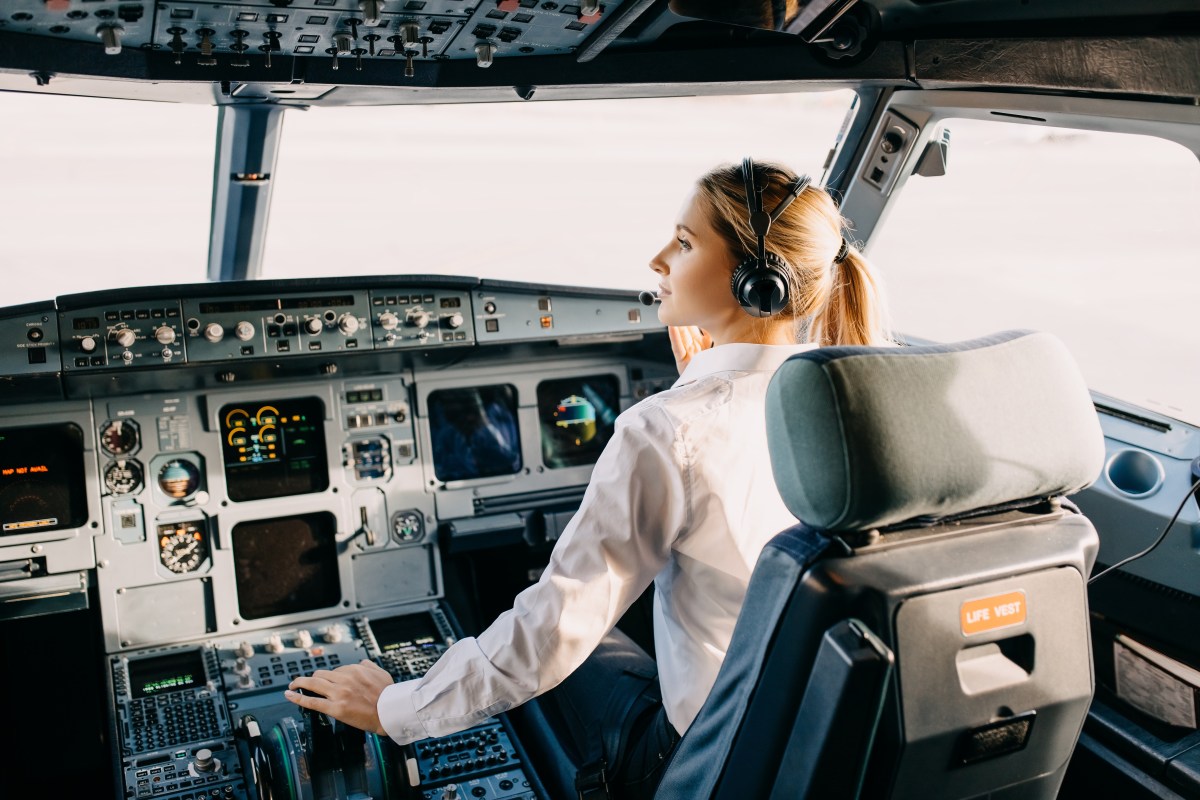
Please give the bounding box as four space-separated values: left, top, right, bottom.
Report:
524 329 1107 799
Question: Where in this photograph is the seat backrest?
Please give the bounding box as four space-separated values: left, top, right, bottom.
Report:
655 330 1106 800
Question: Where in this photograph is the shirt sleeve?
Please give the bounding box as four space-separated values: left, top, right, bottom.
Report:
378 403 689 745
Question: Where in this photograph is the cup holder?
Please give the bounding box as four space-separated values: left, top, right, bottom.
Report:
1105 449 1165 498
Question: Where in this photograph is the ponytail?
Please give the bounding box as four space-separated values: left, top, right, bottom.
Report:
808 244 890 347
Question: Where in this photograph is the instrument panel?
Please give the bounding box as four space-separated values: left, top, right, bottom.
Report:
0 278 676 800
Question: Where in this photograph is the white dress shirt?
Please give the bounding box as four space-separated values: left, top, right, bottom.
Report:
378 342 817 744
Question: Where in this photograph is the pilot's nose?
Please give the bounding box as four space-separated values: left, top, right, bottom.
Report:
649 244 669 276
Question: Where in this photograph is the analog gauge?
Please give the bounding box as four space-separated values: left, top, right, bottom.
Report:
100 419 140 456
391 510 425 543
157 458 201 500
158 522 208 574
104 459 144 495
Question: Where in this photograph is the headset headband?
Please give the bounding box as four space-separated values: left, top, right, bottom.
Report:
740 157 812 265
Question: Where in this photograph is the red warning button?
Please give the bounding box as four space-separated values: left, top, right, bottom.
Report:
961 591 1026 636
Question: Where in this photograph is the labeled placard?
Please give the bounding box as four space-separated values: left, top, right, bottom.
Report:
961 591 1027 636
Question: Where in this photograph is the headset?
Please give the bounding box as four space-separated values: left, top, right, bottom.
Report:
730 157 811 318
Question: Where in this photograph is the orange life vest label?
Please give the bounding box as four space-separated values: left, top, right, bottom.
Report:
961 591 1027 636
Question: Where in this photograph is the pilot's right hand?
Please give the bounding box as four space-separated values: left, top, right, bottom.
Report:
668 325 712 375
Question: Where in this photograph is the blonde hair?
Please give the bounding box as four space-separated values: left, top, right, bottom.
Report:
695 161 890 347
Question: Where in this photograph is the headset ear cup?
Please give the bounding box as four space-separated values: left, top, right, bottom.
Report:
731 252 791 318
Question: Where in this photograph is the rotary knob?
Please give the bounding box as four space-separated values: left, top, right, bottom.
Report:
203 323 224 343
445 312 464 329
338 314 360 335
155 326 176 345
112 328 136 348
295 629 313 649
321 624 345 644
236 641 254 659
406 309 430 329
266 633 285 654
305 317 323 335
80 336 98 353
234 321 255 341
379 311 399 331
234 657 251 676
193 748 217 774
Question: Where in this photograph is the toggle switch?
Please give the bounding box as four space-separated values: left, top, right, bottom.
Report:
475 42 495 69
196 28 217 66
360 0 385 27
167 27 187 64
97 24 125 55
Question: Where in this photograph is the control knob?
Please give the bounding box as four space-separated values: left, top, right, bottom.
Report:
80 336 97 353
442 784 460 800
321 624 346 644
234 321 255 341
234 657 251 676
192 748 220 775
304 317 322 335
338 314 360 335
203 323 224 343
236 641 254 659
379 311 399 331
112 328 136 348
266 633 285 654
153 326 175 345
406 309 430 329
295 629 314 649
445 312 464 329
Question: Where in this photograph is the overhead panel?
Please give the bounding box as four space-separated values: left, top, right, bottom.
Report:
1 0 617 71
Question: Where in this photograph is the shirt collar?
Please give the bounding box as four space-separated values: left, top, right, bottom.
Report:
673 342 819 388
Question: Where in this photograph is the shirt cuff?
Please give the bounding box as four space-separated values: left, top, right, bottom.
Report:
378 679 430 745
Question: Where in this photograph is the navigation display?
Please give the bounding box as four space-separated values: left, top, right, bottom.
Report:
427 385 522 482
537 375 620 469
219 398 328 502
0 423 88 535
232 512 340 620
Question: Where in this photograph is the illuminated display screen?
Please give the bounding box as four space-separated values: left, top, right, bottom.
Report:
369 613 442 653
346 389 383 404
128 649 206 698
219 398 328 502
0 423 87 535
233 512 341 620
536 375 620 469
427 385 522 482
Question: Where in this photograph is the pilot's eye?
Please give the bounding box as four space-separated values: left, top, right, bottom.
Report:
677 237 692 251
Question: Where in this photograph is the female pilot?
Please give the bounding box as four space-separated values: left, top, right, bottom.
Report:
286 159 890 798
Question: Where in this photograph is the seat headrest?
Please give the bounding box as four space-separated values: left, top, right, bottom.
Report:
765 330 1105 532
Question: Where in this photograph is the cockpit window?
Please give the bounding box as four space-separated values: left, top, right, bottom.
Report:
869 120 1200 426
259 91 855 289
0 94 215 306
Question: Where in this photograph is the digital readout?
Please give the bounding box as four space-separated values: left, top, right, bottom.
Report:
128 649 206 698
